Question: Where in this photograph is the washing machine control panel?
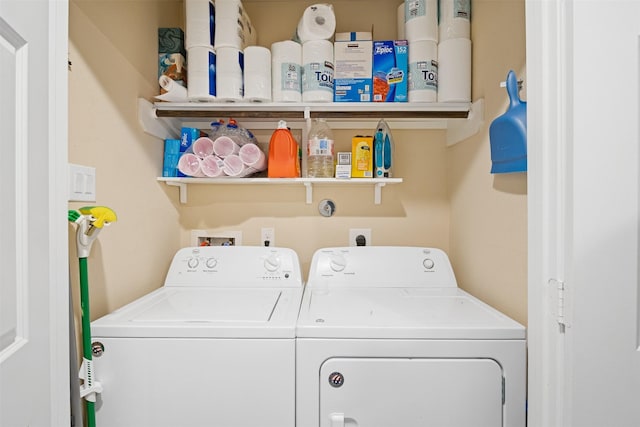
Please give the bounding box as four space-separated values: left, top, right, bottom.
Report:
163 246 303 287
308 247 458 288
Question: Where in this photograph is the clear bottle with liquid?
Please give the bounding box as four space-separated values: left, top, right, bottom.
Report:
306 118 334 178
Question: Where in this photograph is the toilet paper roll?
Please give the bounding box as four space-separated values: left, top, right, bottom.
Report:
214 0 257 49
213 136 240 158
397 2 405 40
437 38 471 102
408 40 438 102
271 40 302 102
295 3 336 43
243 46 272 102
404 0 437 42
302 39 334 102
216 47 244 102
155 75 188 102
187 46 216 101
200 155 225 177
185 0 214 48
439 0 471 41
239 143 267 171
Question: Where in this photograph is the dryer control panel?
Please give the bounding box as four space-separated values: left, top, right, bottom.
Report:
164 246 303 288
307 246 458 288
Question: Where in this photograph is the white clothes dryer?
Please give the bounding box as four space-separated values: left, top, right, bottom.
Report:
91 246 303 427
296 246 526 427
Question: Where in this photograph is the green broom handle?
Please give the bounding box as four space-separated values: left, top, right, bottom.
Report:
79 257 96 427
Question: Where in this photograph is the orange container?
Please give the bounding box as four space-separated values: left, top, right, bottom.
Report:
267 120 300 178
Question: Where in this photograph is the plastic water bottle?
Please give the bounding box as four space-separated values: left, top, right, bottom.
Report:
306 118 334 178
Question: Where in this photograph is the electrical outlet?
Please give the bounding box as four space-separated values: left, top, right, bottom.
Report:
191 230 242 247
349 228 371 246
261 227 275 247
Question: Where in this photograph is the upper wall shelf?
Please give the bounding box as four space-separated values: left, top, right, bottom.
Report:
138 98 485 145
154 101 470 120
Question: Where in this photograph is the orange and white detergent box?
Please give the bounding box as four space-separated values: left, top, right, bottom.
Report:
351 136 374 178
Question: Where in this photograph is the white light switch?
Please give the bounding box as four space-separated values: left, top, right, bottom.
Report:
68 163 96 202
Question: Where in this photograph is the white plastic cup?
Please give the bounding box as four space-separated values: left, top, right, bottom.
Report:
177 153 205 177
238 143 267 171
213 136 240 158
200 155 224 177
192 137 215 157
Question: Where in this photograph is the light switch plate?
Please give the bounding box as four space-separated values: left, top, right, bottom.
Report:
68 163 96 202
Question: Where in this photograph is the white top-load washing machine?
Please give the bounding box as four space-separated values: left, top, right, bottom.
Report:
91 246 303 427
296 246 526 427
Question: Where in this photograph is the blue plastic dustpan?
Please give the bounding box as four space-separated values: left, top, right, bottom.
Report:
489 70 527 173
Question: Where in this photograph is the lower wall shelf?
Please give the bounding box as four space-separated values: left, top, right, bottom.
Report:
157 177 403 205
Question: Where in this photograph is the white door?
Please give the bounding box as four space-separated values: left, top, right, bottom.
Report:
0 1 69 426
527 1 640 426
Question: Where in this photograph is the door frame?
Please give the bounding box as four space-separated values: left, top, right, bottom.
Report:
48 0 71 423
526 0 571 425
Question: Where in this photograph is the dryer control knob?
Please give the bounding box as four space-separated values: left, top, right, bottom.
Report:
423 258 435 269
205 257 217 269
329 253 347 272
187 257 199 269
264 255 281 272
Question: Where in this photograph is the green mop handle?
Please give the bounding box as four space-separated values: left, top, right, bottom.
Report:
79 256 97 427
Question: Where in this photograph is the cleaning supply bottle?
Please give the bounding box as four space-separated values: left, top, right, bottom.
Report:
306 118 334 178
267 120 301 178
374 118 394 177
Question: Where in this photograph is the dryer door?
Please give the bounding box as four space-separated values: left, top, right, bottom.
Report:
320 357 504 427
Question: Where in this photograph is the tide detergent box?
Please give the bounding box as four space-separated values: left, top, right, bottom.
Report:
351 136 374 177
334 32 373 102
372 40 408 102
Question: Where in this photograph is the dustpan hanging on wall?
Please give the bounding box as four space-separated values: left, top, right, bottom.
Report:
489 70 527 173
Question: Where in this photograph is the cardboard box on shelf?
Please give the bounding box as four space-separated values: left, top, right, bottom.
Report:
334 32 373 102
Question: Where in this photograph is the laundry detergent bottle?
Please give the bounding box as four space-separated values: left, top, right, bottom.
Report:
267 120 301 178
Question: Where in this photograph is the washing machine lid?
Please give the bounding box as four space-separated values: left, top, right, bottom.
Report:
91 286 303 339
296 287 525 339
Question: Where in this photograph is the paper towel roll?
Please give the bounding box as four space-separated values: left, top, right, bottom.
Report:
216 47 244 102
187 46 216 101
397 2 405 40
437 38 471 102
295 3 336 43
439 0 471 41
408 40 438 102
185 0 214 49
302 39 334 102
243 46 272 102
156 75 188 102
214 0 257 49
271 40 302 102
404 0 437 42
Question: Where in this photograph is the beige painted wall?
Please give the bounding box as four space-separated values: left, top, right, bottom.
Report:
68 0 527 326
